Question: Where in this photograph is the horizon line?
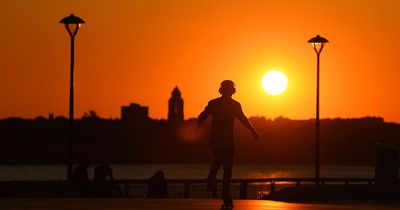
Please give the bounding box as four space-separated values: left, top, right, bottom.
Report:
0 115 389 123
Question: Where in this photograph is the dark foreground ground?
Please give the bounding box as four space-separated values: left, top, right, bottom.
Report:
0 199 399 210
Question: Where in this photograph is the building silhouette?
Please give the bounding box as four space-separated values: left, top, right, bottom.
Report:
121 103 149 122
168 86 184 123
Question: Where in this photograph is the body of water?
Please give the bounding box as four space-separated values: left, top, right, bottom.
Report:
0 165 375 181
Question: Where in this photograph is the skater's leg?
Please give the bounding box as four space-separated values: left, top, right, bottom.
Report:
208 149 222 191
209 147 224 179
207 159 221 191
221 154 233 199
208 159 222 180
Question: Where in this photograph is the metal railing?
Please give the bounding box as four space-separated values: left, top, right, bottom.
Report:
116 178 377 199
1 178 385 198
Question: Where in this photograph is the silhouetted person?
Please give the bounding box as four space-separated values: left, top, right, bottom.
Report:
147 170 169 198
198 80 259 205
93 159 122 197
70 157 91 196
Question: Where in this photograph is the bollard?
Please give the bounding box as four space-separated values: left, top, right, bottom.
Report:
270 180 275 193
375 143 399 200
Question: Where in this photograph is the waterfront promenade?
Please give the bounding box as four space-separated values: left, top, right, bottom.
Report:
0 199 399 210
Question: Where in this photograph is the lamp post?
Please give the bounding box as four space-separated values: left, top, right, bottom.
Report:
60 14 85 180
308 35 328 186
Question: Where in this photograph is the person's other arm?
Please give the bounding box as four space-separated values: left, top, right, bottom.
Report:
236 103 259 140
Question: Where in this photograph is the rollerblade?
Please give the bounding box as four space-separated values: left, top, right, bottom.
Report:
221 193 233 209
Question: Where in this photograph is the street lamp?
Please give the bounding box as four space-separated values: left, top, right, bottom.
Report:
60 14 85 180
308 34 328 186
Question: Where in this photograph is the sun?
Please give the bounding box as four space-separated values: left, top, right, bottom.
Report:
261 70 288 95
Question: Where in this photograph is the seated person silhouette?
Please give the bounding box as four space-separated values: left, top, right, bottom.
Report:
70 157 91 196
93 158 122 196
198 80 259 205
147 170 169 198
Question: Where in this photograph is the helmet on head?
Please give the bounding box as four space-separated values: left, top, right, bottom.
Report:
219 80 236 95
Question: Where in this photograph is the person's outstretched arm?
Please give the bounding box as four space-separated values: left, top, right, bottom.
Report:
197 102 211 125
236 104 259 140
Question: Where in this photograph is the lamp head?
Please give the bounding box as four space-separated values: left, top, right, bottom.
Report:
308 35 328 54
60 14 85 37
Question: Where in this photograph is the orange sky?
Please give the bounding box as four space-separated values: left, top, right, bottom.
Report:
1 0 400 122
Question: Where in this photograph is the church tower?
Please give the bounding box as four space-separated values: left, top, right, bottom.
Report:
168 86 184 122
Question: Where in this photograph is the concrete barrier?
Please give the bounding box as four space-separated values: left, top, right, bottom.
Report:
375 143 400 200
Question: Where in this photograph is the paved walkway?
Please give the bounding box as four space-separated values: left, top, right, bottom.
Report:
0 199 399 210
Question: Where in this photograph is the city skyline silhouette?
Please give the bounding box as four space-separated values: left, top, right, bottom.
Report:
0 0 400 123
